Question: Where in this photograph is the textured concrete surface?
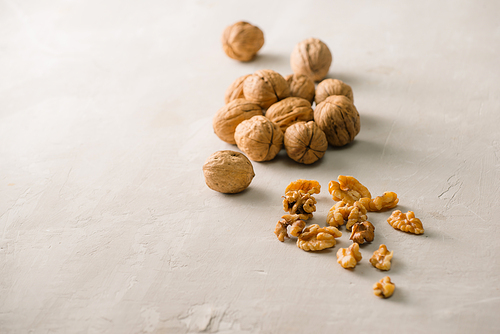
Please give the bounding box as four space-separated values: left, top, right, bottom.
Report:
1 0 500 333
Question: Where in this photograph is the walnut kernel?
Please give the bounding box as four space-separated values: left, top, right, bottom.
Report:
387 210 424 234
274 214 305 242
349 221 375 244
285 74 315 104
328 175 371 205
284 121 328 164
234 115 283 162
224 74 251 104
296 224 342 251
213 99 263 144
265 97 314 132
337 243 362 269
315 78 354 105
370 244 393 271
283 190 317 220
222 21 264 62
285 179 321 195
243 70 290 109
326 200 367 230
358 192 399 212
373 276 395 298
290 38 332 82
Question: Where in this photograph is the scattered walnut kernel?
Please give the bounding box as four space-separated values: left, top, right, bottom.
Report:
265 97 314 133
315 79 354 105
213 99 263 144
314 95 361 147
283 190 317 220
297 224 342 251
290 38 332 82
349 221 375 244
284 121 328 164
243 70 290 109
285 179 321 195
326 200 367 229
337 243 362 269
285 74 315 104
234 115 283 162
222 21 264 62
224 74 251 104
370 244 393 271
387 210 424 234
373 276 395 298
274 214 305 242
358 192 399 212
328 175 372 205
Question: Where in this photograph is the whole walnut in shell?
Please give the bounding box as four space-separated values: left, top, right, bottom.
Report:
284 121 328 164
315 78 353 105
213 99 263 144
314 95 361 146
290 38 332 82
203 150 255 194
285 74 315 104
224 74 251 104
234 115 283 161
243 69 290 109
265 97 313 132
222 21 264 62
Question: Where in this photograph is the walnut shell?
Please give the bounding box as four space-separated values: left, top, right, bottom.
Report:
222 21 264 62
314 95 360 146
265 97 313 132
203 150 255 194
290 38 332 82
224 74 251 104
213 99 263 144
234 115 283 161
285 74 315 104
243 69 290 109
315 78 353 105
284 121 328 164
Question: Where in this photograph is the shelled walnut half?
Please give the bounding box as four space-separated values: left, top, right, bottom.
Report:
296 224 342 251
349 221 375 244
283 189 317 220
274 214 306 242
370 244 393 271
387 210 424 234
328 175 371 205
326 200 367 230
373 276 395 298
337 243 362 269
359 192 399 212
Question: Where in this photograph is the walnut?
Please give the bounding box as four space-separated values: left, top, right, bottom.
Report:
315 78 353 105
373 276 395 298
224 74 251 104
314 95 361 147
221 21 264 62
243 70 290 109
213 99 263 144
359 192 399 212
328 175 371 205
290 38 332 82
370 244 393 271
265 97 314 133
282 190 317 220
274 214 305 242
326 200 367 230
285 179 321 195
296 224 342 251
387 210 424 234
202 150 255 194
284 121 328 164
349 221 375 244
285 74 315 104
336 243 362 269
234 115 283 162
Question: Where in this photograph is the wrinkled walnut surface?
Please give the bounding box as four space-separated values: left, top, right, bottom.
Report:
274 214 305 242
359 192 399 212
283 190 317 220
265 97 314 132
234 115 283 162
328 175 371 205
314 95 361 147
285 179 321 195
373 276 395 298
284 121 328 164
370 244 393 271
387 210 424 234
224 74 251 104
285 74 315 104
326 200 367 229
202 150 255 194
290 38 332 82
337 243 362 269
349 221 375 244
213 98 263 144
243 70 290 109
222 21 264 62
297 224 342 251
315 78 354 105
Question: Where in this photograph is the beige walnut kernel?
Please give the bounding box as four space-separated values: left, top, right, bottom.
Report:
285 74 315 104
285 179 321 195
222 21 264 62
224 74 251 104
315 78 354 105
202 150 255 194
213 99 263 144
284 121 328 164
370 244 393 271
243 70 290 109
373 276 395 298
359 192 399 212
349 221 375 244
290 38 332 82
274 214 305 242
387 210 424 234
297 224 342 251
314 95 361 147
283 190 317 220
234 116 283 162
266 97 314 133
326 200 367 230
328 175 372 205
337 243 362 269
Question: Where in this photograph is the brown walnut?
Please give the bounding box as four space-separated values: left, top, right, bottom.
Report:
213 99 263 144
265 97 314 132
290 38 332 82
314 95 361 146
224 74 251 104
234 115 283 162
285 74 315 104
243 70 290 109
315 79 353 105
222 21 264 62
284 121 328 164
202 150 255 194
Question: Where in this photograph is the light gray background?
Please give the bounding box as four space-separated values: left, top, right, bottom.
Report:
1 0 499 333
